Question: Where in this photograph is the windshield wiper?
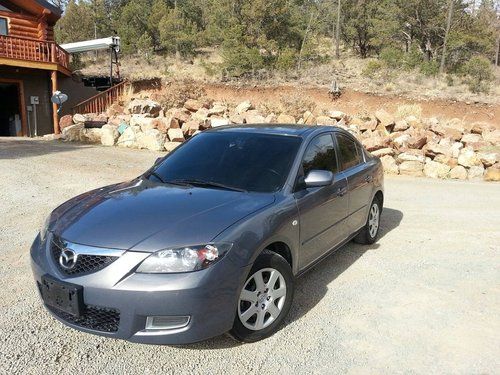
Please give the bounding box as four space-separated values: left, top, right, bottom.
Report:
148 171 166 183
169 179 247 192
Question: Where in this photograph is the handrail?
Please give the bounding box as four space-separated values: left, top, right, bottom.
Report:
0 35 69 69
72 80 129 114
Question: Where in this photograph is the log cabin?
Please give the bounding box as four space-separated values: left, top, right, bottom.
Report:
0 0 96 136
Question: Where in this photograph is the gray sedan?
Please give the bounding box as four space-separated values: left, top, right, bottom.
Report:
31 125 384 344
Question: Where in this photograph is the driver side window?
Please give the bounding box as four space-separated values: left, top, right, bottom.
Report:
302 133 338 177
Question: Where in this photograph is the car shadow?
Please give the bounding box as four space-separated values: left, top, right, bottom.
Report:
179 207 403 350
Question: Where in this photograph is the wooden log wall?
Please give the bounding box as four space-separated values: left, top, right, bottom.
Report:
0 10 54 41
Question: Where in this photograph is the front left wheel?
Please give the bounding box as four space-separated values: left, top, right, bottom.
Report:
229 250 294 342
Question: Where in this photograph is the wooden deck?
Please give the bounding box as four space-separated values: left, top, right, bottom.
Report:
0 34 70 75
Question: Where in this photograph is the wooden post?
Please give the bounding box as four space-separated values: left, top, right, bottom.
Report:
51 70 59 134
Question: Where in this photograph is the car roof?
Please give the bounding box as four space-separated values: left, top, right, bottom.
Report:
206 124 346 138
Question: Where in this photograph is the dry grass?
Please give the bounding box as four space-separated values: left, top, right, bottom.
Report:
75 47 500 105
395 104 423 120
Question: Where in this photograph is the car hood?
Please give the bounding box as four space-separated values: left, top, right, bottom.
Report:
51 179 275 252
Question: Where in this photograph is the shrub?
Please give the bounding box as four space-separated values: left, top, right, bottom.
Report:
463 56 494 93
419 60 439 76
362 60 384 78
380 47 405 69
275 48 297 71
221 42 264 77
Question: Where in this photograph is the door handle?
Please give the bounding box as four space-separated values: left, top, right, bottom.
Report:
336 187 347 197
365 175 373 183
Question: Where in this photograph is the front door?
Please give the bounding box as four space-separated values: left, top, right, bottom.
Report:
294 133 349 269
0 82 22 136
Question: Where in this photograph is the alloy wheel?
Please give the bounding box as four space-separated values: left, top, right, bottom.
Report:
237 268 287 331
368 203 380 238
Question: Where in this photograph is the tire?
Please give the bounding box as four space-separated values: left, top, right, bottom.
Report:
229 250 294 343
354 197 381 245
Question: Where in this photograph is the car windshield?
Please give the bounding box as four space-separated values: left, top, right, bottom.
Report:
150 131 302 193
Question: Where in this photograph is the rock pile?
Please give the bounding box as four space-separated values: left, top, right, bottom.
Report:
57 96 500 182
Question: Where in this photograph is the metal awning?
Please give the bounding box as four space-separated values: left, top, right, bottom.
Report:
60 37 120 54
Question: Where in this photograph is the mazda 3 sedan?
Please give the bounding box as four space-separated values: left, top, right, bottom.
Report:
31 125 384 344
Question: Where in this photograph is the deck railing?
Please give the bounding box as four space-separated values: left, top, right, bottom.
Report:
72 81 128 114
0 35 69 69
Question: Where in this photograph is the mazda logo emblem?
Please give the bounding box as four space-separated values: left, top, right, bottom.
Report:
59 248 78 270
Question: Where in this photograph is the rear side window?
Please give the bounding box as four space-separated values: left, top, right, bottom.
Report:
302 133 338 176
336 134 362 170
0 18 7 36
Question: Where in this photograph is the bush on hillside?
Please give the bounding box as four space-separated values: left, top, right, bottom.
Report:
463 56 494 93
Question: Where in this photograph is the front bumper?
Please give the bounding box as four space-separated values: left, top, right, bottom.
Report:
30 234 251 345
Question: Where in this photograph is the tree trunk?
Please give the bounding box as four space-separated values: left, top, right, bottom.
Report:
335 0 341 58
439 0 454 75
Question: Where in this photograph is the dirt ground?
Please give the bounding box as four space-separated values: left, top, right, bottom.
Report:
202 84 500 127
0 138 499 374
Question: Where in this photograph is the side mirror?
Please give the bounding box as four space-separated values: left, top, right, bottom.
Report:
304 170 334 188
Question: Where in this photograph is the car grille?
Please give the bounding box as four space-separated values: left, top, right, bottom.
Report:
51 240 118 276
47 303 120 333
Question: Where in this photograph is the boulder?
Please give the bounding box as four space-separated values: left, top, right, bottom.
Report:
80 128 102 143
181 120 201 136
192 108 210 123
117 126 138 148
208 104 227 116
393 133 411 149
276 114 296 124
380 155 399 174
264 113 278 124
184 99 206 112
100 125 119 146
371 148 395 157
484 164 500 181
450 142 463 158
477 152 498 167
424 159 451 179
210 117 231 127
425 142 452 158
359 118 378 132
449 165 467 180
405 115 422 128
126 99 161 117
303 111 316 125
235 100 253 114
59 115 74 130
137 129 166 151
106 103 124 117
168 128 185 142
461 133 482 145
434 154 457 168
375 109 395 128
229 114 246 124
62 124 84 142
42 134 62 141
442 126 463 141
471 122 495 135
164 141 183 153
72 113 87 124
457 148 482 168
316 115 336 126
155 117 174 133
467 165 485 180
169 108 191 124
361 137 388 152
483 130 500 145
407 134 427 149
394 120 409 132
397 150 425 163
399 161 424 176
245 110 266 124
329 110 345 121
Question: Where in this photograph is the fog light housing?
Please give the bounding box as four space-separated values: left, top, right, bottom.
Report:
145 315 190 330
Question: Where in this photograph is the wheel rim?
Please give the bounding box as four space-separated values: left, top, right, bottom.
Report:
237 268 287 331
368 203 380 238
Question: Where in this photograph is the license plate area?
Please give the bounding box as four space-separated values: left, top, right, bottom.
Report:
40 275 83 317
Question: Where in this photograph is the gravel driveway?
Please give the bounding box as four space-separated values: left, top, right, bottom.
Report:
0 138 499 374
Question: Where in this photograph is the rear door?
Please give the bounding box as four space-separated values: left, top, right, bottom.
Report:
294 133 349 269
334 133 373 233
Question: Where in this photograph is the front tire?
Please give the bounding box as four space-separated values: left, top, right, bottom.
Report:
354 197 381 245
229 250 294 342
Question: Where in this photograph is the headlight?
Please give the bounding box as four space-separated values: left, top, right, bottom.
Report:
39 214 51 242
136 243 233 273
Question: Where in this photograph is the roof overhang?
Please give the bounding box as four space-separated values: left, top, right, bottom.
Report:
5 0 61 23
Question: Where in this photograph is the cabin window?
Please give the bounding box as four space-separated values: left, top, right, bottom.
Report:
0 18 7 36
